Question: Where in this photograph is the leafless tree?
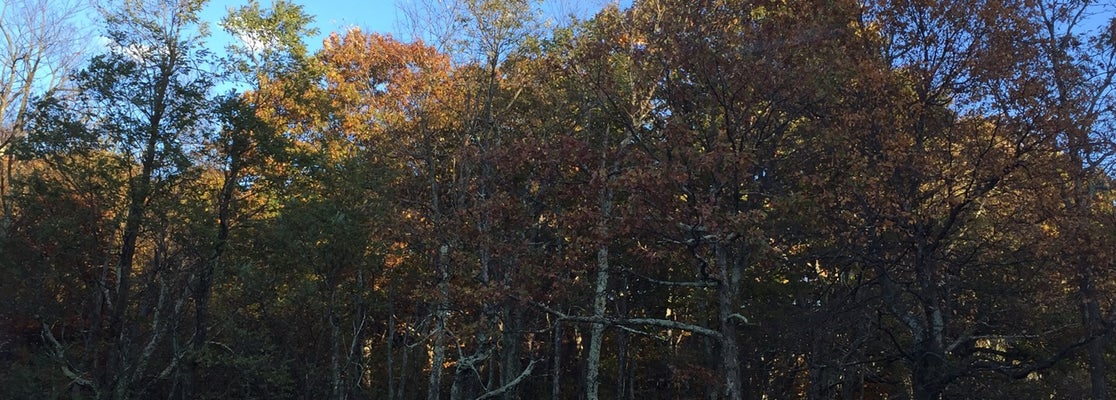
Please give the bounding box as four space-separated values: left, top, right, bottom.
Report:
0 0 90 231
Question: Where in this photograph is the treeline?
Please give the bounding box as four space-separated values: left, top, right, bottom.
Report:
2 0 1116 399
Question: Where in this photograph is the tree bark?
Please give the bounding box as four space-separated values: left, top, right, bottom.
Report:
586 158 613 400
387 297 397 400
399 328 411 400
551 319 562 400
108 55 175 400
476 360 537 400
428 244 450 400
715 242 743 400
500 303 522 400
1 150 11 239
1082 268 1109 400
331 285 345 400
584 123 620 397
585 243 609 400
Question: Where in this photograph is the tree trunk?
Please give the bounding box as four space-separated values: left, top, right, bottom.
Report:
184 151 240 398
400 329 411 400
586 144 614 400
616 328 629 400
331 285 345 400
1088 330 1109 400
429 244 450 400
911 347 945 400
551 319 562 400
715 242 743 400
387 297 397 400
585 243 609 400
616 274 632 400
0 150 11 239
428 302 447 400
450 349 484 400
108 83 165 400
501 303 522 400
1082 268 1109 400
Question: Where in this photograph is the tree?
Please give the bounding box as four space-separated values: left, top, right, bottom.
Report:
617 0 869 397
1022 1 1116 397
0 0 89 237
173 2 317 397
399 1 550 398
811 0 1114 398
14 0 215 398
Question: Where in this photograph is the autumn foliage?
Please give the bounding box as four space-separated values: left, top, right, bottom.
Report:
2 0 1116 399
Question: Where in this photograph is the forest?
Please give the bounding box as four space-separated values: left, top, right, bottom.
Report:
1 0 1115 399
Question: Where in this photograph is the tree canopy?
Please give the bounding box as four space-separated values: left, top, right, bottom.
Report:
2 0 1116 399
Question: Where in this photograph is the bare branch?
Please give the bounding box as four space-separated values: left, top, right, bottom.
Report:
621 266 718 288
39 321 96 390
474 359 539 400
526 299 723 339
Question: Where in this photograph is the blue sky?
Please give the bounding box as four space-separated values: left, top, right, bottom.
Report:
194 0 625 54
197 0 405 52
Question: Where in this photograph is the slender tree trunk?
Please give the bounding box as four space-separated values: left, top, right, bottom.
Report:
911 348 945 400
426 321 444 399
350 269 370 398
551 319 562 400
388 297 397 400
85 257 110 394
807 328 835 400
1088 332 1109 400
1082 268 1109 400
616 328 629 400
107 51 178 399
400 329 410 400
576 326 586 397
488 345 497 392
182 156 239 398
717 284 743 400
1073 171 1108 400
331 285 345 400
586 136 615 400
913 245 949 400
450 348 484 400
585 221 610 400
429 245 450 400
419 102 452 400
715 242 743 400
1 150 11 238
703 334 717 400
616 273 631 400
501 304 522 400
109 112 160 400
